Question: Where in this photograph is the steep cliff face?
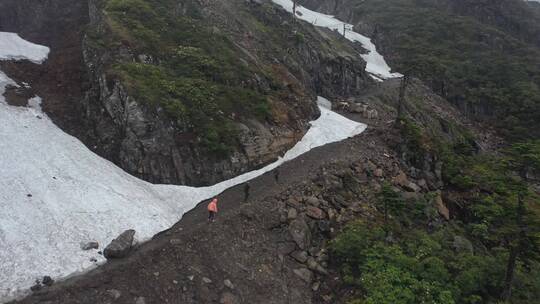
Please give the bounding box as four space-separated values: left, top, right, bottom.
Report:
80 0 372 186
0 0 373 186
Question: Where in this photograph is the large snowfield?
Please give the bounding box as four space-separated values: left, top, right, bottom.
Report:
271 0 402 80
0 31 369 300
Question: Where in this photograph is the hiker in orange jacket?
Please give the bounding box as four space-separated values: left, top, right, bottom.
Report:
208 198 218 222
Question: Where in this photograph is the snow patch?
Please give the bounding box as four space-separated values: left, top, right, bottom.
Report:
0 32 49 64
317 96 332 109
271 0 402 80
0 33 367 301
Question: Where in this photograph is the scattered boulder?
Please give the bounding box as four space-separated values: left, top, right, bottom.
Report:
80 241 99 251
293 268 313 283
316 250 329 263
393 171 421 192
277 241 297 255
224 279 235 290
220 291 239 304
289 217 311 250
42 276 54 287
333 195 350 208
393 171 409 187
365 160 377 173
304 196 320 207
322 295 333 302
290 250 308 263
327 209 337 221
336 101 350 111
202 277 213 284
434 193 450 220
374 168 384 178
312 281 321 292
417 179 428 190
307 257 328 275
103 229 136 259
364 109 378 119
286 197 301 208
240 207 256 220
404 181 421 192
30 280 42 292
170 239 182 245
106 289 122 300
306 206 325 220
135 297 146 304
280 212 288 224
349 202 363 213
402 192 419 201
287 208 298 220
350 103 365 113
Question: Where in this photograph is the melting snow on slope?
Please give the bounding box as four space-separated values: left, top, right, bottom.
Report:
0 32 49 64
271 0 402 80
0 33 366 301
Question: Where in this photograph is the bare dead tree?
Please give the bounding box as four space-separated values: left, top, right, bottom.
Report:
293 1 297 23
397 75 410 122
501 166 528 302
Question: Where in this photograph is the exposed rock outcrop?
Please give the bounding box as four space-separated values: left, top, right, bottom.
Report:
0 0 375 186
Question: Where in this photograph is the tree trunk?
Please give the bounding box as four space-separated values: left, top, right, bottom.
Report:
501 191 526 302
397 75 409 122
502 245 518 301
293 1 296 22
384 200 389 239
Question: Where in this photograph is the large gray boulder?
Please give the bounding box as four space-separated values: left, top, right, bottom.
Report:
104 229 136 259
289 217 311 250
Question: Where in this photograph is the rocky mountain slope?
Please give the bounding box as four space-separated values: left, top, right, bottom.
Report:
8 79 488 303
2 0 540 303
0 0 373 186
12 75 535 303
300 0 540 141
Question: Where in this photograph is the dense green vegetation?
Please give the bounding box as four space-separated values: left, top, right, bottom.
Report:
90 0 273 154
352 0 540 141
331 134 540 303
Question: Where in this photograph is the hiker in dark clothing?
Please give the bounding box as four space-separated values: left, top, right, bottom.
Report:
274 169 280 184
244 182 250 202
